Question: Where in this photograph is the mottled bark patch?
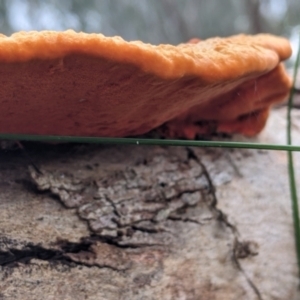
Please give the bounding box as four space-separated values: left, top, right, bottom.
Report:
29 151 218 247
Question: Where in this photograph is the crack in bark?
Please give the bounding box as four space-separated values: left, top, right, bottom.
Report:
0 244 75 268
167 216 203 225
186 147 262 300
0 238 127 272
232 238 263 300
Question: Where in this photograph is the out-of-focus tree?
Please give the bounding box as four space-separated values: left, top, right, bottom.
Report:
244 0 264 33
0 1 12 34
0 0 299 44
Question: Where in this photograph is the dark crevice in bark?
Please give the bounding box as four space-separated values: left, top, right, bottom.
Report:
131 225 163 234
0 244 73 268
167 216 203 225
186 147 239 232
0 238 129 270
186 147 262 300
82 235 162 250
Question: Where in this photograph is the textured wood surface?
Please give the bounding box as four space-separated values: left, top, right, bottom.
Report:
0 108 299 300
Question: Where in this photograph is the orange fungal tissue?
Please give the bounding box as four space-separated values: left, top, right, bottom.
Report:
0 30 292 138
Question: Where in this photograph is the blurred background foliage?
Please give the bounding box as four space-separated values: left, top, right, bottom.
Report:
0 0 299 52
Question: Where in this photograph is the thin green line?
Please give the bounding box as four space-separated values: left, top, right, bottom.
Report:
0 133 299 152
287 32 300 278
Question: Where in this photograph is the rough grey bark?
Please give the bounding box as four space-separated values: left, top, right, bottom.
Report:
0 108 299 300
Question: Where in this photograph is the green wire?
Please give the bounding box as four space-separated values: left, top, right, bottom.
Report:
0 133 300 152
287 33 300 277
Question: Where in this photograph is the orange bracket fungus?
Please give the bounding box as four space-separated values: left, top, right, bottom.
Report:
0 30 292 138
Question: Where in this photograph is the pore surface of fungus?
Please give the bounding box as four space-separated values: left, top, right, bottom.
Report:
0 30 292 138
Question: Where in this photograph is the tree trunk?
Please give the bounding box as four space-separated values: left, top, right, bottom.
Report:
245 0 264 33
0 107 299 300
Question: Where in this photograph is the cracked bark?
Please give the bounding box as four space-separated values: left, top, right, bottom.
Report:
0 108 299 300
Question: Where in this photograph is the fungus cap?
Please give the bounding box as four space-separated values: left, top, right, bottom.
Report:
0 30 292 138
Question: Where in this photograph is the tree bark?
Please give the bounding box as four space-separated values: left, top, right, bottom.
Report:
0 108 299 300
